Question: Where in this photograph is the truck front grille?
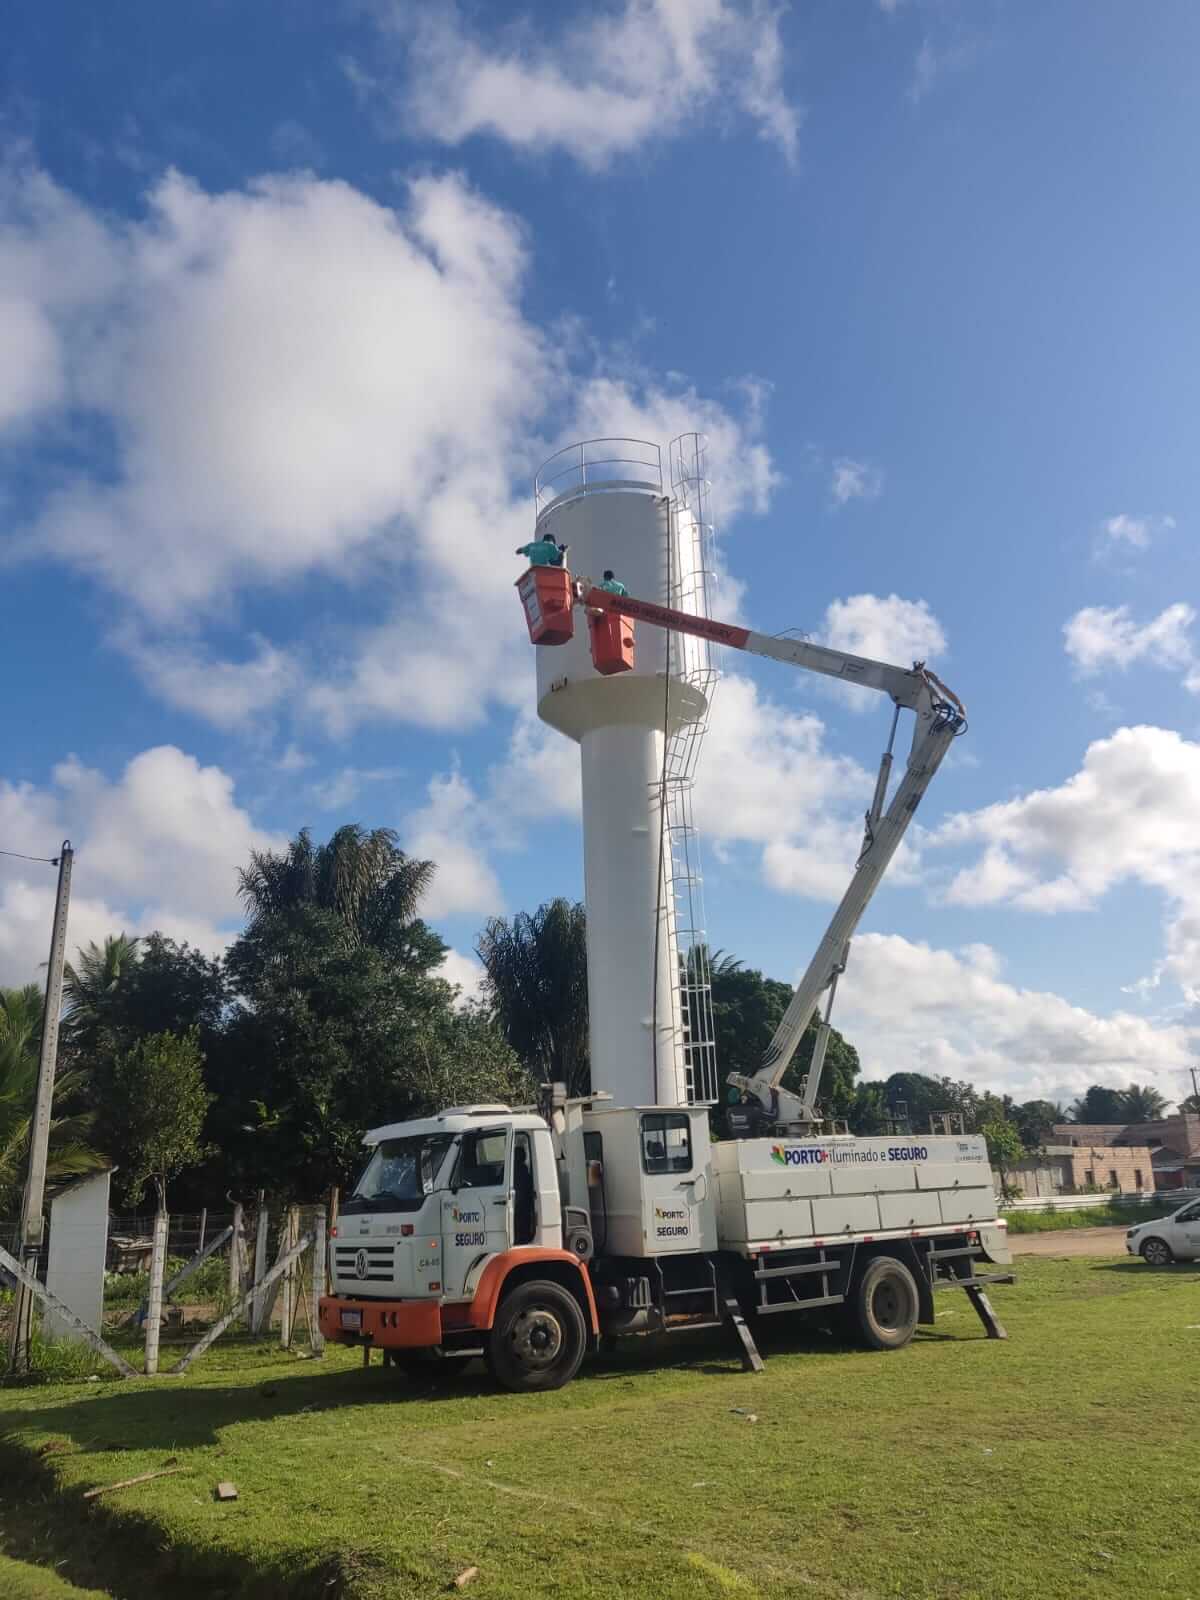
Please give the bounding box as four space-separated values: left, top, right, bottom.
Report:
334 1244 395 1283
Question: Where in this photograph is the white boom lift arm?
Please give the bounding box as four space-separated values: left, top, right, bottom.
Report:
575 581 968 1132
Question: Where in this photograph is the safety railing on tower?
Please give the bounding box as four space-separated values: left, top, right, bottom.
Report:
534 437 662 521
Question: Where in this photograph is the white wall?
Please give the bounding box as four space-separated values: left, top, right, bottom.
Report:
45 1170 111 1341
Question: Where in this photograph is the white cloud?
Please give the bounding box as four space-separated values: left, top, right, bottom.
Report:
360 0 800 168
276 744 313 774
307 766 404 813
1099 512 1175 552
1063 602 1199 693
907 35 981 105
3 160 779 739
17 166 548 619
0 745 282 985
487 711 582 826
404 768 505 920
439 947 486 1006
935 725 1200 1001
116 632 299 730
829 456 882 506
819 592 948 710
567 374 780 529
693 673 923 900
836 933 1196 1102
0 159 122 433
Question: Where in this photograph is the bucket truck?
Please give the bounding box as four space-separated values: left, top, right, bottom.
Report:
318 573 1012 1391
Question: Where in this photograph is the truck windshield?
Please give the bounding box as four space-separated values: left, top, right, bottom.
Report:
341 1135 455 1214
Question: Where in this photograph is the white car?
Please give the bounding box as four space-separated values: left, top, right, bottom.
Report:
1126 1198 1200 1264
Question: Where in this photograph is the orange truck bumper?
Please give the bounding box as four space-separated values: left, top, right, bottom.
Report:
319 1295 442 1349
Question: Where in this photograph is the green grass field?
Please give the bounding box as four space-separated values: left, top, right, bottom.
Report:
1 1256 1197 1600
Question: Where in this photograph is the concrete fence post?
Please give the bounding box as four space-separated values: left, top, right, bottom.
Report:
251 1207 269 1335
281 1205 300 1348
310 1207 326 1355
228 1202 244 1317
144 1209 169 1375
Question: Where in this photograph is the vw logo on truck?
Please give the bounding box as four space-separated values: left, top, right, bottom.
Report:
355 1249 368 1279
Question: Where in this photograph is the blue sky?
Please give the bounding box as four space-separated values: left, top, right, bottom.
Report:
3 1 1199 1105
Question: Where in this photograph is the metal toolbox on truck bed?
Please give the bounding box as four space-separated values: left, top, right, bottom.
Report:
712 1134 996 1249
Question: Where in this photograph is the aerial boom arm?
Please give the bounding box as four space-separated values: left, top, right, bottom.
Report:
576 582 967 1128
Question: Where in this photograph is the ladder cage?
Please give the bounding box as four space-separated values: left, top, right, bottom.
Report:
664 432 721 1106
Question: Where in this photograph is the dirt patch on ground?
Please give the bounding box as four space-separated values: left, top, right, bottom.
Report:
1011 1226 1129 1257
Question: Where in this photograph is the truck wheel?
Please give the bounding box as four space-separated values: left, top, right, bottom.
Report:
1140 1236 1173 1266
852 1255 919 1351
487 1279 587 1393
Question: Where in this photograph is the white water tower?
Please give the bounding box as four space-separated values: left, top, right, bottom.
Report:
531 436 719 1111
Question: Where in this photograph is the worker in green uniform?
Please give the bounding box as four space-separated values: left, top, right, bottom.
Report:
516 534 567 567
598 569 628 595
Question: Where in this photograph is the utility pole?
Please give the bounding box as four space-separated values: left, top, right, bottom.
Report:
8 841 74 1374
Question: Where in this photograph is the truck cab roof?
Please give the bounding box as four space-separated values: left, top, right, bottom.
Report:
363 1106 548 1145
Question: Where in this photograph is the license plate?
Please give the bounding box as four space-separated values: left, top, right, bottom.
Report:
340 1309 362 1331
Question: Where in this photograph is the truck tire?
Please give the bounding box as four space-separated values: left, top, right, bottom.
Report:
852 1255 919 1351
1140 1236 1173 1266
486 1279 587 1393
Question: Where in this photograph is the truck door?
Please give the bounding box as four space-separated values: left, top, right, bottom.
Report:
441 1126 513 1298
639 1111 713 1254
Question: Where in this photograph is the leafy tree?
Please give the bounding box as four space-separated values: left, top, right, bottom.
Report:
1069 1085 1129 1124
1013 1099 1064 1149
1181 1093 1200 1115
863 1072 978 1132
477 900 590 1096
1118 1083 1168 1122
845 1080 891 1135
982 1118 1025 1172
238 825 442 967
982 1118 1026 1199
708 953 861 1117
0 986 105 1220
65 934 226 1064
215 906 528 1197
105 1029 213 1209
63 933 142 1062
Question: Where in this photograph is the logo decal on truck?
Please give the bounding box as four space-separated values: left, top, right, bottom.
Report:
771 1143 931 1166
451 1206 482 1224
653 1204 690 1239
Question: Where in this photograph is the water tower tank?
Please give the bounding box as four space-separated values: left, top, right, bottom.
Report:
532 436 719 1111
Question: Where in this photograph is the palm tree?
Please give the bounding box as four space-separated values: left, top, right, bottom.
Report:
238 826 435 952
1118 1083 1169 1122
0 986 105 1225
63 932 142 1031
477 900 590 1096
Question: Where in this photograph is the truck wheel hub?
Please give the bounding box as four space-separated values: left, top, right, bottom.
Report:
872 1281 902 1328
510 1308 562 1366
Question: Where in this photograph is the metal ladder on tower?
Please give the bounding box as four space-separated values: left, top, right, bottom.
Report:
661 435 720 1106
